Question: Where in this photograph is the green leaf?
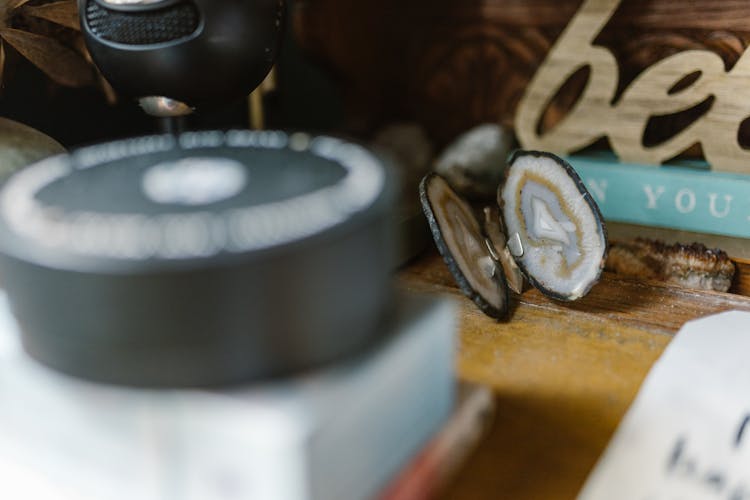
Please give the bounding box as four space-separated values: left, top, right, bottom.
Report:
0 28 93 87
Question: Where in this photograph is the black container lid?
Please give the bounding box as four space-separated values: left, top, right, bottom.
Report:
0 130 391 271
0 131 396 387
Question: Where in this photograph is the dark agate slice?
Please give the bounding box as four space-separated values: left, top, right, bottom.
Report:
420 173 509 319
499 151 607 301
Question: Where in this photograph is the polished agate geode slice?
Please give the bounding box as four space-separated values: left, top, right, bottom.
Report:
483 205 525 294
420 173 509 319
500 151 607 301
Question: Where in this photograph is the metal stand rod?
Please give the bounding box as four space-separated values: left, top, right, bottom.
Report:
139 97 194 136
158 116 187 136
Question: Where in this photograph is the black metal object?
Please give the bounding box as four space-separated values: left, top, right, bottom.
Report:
0 131 397 387
78 0 285 107
85 1 201 45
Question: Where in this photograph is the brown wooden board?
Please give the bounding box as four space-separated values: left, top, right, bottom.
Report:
399 251 750 500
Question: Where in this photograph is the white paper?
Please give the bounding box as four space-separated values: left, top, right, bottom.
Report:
579 311 750 500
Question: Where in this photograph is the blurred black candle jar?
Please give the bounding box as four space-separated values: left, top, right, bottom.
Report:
0 130 397 387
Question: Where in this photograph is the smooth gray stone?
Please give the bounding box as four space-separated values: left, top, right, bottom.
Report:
372 122 434 176
435 123 515 200
0 118 65 178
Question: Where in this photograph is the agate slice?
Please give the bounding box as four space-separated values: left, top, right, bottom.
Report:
420 173 509 319
483 206 525 294
500 151 607 301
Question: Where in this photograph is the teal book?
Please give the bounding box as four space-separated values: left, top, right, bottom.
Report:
569 154 750 239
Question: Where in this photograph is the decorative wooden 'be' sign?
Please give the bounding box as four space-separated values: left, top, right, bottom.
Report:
516 0 750 173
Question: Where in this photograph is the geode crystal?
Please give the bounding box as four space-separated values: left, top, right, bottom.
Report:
499 151 607 301
420 173 509 319
0 118 65 179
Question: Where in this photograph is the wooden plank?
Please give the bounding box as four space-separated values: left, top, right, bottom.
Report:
404 253 750 332
400 251 750 500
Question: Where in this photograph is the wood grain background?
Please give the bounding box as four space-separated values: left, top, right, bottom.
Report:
292 4 750 496
294 0 750 152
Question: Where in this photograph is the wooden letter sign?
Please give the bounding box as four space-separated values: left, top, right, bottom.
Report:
516 0 750 173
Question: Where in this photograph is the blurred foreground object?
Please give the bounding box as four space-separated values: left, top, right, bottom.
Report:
0 293 455 500
0 117 64 177
607 238 736 292
579 311 750 499
379 384 495 500
0 130 396 387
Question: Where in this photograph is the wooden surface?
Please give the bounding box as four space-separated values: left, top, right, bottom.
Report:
399 251 750 500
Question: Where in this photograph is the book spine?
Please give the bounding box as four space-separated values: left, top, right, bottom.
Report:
570 156 750 239
309 297 457 500
0 294 458 500
378 384 495 500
